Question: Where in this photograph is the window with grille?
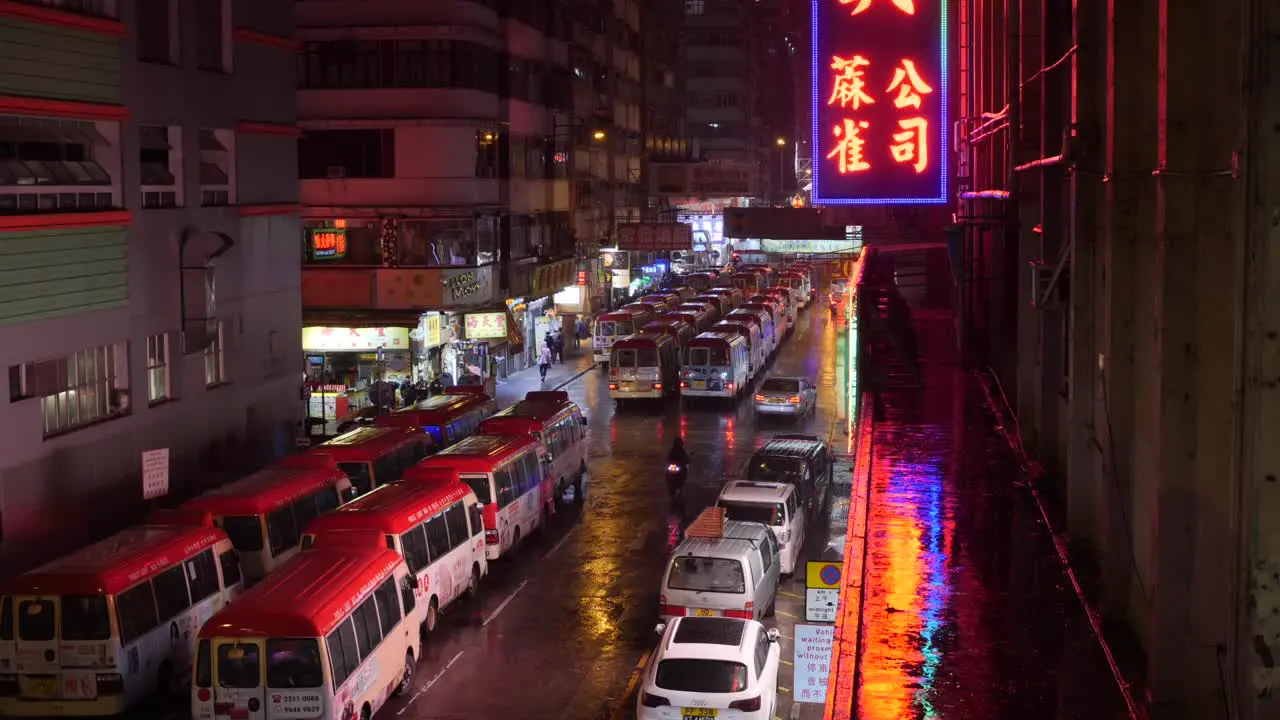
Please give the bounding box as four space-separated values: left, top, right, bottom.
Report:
8 343 131 438
198 130 233 206
139 125 181 207
204 321 227 387
0 115 117 214
146 333 172 403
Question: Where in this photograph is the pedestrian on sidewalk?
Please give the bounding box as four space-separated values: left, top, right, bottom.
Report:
538 344 552 381
553 333 564 363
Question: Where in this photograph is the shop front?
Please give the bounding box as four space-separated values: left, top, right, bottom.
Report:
457 310 521 394
413 312 448 381
302 326 412 419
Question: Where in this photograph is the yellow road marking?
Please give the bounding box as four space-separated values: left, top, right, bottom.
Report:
779 590 804 600
612 649 653 718
782 659 794 666
776 609 800 619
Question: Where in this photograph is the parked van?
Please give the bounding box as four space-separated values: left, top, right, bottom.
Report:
743 296 789 337
758 288 796 326
746 435 834 521
681 332 751 399
725 308 777 356
716 481 805 576
777 271 811 308
714 320 766 377
659 508 781 621
594 308 652 363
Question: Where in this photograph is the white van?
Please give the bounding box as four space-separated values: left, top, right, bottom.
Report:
659 508 781 621
716 481 805 576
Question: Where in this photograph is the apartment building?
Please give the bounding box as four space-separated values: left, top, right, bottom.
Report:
297 0 641 382
0 0 301 575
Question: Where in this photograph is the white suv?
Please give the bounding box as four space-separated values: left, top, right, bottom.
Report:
716 481 805 576
637 616 781 720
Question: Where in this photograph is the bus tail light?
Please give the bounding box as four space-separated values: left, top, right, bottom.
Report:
653 383 663 390
729 696 762 712
95 673 124 695
659 604 686 616
726 382 734 390
680 382 688 388
609 383 618 390
723 609 753 619
485 529 499 544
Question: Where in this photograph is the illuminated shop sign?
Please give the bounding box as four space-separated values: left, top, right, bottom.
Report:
309 228 347 259
464 312 507 340
811 0 948 205
302 326 409 351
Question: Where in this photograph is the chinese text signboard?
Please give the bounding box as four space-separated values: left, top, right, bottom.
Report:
794 624 836 704
617 223 694 252
464 312 507 340
812 0 948 205
301 327 410 352
308 228 347 260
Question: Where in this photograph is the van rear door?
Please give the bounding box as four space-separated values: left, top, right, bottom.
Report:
211 639 266 720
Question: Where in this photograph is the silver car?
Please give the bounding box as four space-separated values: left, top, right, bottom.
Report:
753 376 817 418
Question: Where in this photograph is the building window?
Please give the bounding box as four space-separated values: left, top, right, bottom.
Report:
136 0 175 65
146 333 172 404
199 129 233 206
0 115 116 214
9 343 131 438
139 125 181 209
399 218 495 267
298 130 394 179
204 321 227 387
195 0 229 73
475 131 498 179
297 40 500 95
16 0 117 18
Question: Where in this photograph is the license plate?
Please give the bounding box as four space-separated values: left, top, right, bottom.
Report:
25 678 56 699
768 397 787 404
692 608 717 617
682 709 718 719
692 380 706 389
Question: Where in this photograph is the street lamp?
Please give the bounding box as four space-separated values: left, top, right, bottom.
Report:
593 130 607 141
776 136 786 146
775 137 787 202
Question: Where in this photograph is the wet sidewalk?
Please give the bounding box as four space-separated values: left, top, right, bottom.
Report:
840 307 1135 719
493 344 597 407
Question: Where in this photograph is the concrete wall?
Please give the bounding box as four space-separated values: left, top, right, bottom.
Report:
0 0 300 579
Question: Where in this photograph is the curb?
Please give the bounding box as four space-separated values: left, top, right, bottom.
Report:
551 361 598 391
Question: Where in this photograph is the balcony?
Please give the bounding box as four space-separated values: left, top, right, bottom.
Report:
302 265 498 311
300 177 501 209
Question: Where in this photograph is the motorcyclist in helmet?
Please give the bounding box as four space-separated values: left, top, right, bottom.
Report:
668 437 690 467
666 437 690 499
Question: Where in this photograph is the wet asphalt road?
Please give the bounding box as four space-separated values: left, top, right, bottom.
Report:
385 305 853 720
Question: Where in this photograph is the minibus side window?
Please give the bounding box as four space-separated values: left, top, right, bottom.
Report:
116 582 158 644
373 454 400 487
352 596 382 658
153 565 192 622
0 596 12 641
336 462 372 494
400 576 416 615
399 526 430 573
443 503 469 551
468 503 484 538
266 638 323 689
326 620 359 689
267 507 300 557
219 550 242 587
292 495 321 534
315 486 341 514
523 452 542 489
495 467 515 508
373 579 401 636
185 549 221 604
424 515 451 562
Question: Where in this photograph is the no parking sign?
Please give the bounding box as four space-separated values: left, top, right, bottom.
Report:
805 561 842 622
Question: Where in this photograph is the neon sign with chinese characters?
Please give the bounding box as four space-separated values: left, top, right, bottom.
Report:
812 0 948 205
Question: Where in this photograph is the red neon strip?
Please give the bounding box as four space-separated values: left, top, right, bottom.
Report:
232 27 300 52
235 121 301 138
0 210 131 232
0 0 125 36
0 94 127 121
237 203 300 217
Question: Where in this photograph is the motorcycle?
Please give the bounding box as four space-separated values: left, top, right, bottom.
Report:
665 462 687 500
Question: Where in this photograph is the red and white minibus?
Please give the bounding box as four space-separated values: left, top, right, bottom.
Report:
640 318 697 352
714 320 766 377
636 294 682 312
308 425 434 494
742 297 789 338
730 271 766 294
705 287 745 313
478 390 588 501
757 287 796 326
681 331 752 399
301 478 488 638
776 270 812 308
609 334 681 403
593 307 655 363
3 511 242 717
410 434 551 561
182 456 356 584
374 386 496 449
192 535 419 720
682 273 717 292
677 301 721 327
726 308 779 356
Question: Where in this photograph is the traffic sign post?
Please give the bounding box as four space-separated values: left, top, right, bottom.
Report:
805 561 843 622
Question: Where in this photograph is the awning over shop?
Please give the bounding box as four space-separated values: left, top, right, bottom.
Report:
531 259 577 297
302 310 421 328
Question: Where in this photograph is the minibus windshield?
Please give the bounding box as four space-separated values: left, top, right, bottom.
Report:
460 474 492 505
221 516 265 552
61 595 111 641
267 638 324 688
688 347 727 366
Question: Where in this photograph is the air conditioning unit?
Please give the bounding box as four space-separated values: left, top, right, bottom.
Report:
326 166 347 178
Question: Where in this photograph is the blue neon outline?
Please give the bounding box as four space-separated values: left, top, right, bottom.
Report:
809 0 950 206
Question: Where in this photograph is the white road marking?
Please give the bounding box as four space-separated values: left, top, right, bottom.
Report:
543 528 577 560
482 578 528 626
398 650 464 713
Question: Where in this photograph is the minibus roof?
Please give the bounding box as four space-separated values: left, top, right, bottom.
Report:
304 480 473 537
198 545 403 638
412 433 540 474
308 425 424 461
183 463 348 516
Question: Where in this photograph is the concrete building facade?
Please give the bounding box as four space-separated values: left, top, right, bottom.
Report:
0 0 301 577
954 0 1280 715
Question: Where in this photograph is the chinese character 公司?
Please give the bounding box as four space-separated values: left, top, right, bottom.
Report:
827 55 875 110
839 0 916 15
891 117 929 172
827 119 872 174
887 59 933 109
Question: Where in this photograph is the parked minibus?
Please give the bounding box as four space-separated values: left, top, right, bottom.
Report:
658 307 712 335
3 511 242 717
681 332 751 399
640 318 697 352
411 434 551 560
682 273 716 292
608 334 681 403
637 294 682 312
726 308 778 356
478 390 588 502
182 456 355 583
619 302 662 322
374 386 496 449
668 287 697 302
777 271 812 308
658 508 781 621
301 479 487 638
593 309 649 363
714 320 766 376
758 287 797 325
742 297 789 337
192 535 419 720
705 287 745 312
308 425 434 494
677 301 721 327
691 294 728 317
